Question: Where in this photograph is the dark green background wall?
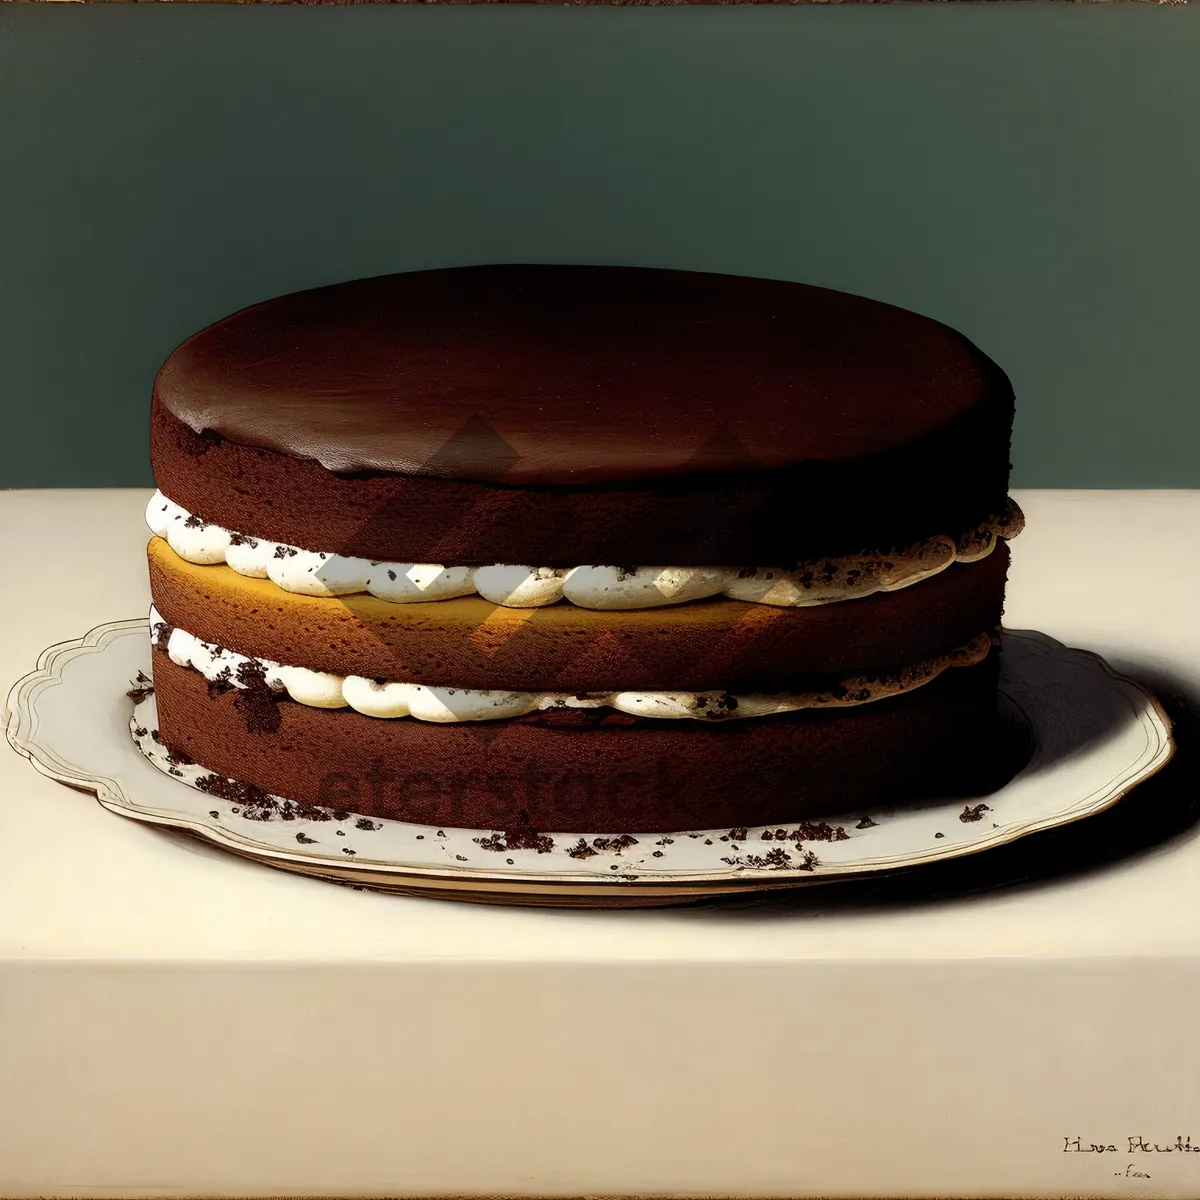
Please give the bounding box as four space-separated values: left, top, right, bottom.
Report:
1 4 1197 488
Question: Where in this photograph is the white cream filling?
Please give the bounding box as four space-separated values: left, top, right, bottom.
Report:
147 490 1021 612
150 608 993 724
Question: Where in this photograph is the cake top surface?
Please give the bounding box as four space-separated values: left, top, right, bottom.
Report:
154 264 1010 486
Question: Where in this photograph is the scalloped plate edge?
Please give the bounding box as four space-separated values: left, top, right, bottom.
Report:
5 621 1177 900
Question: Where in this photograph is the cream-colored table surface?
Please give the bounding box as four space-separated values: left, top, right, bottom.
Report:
2 488 1199 1199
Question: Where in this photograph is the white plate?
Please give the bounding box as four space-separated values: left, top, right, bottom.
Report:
5 621 1174 907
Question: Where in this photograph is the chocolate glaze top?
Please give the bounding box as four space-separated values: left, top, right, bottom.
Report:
154 264 1012 486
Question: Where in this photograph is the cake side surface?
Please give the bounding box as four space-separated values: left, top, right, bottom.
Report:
151 398 1012 567
147 537 1009 693
150 646 1005 834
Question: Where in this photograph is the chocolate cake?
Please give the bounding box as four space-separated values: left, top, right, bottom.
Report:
144 264 1023 834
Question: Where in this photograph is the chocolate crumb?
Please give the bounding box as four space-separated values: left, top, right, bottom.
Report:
455 854 468 862
935 831 945 838
183 514 206 529
474 826 555 854
387 569 397 581
721 847 818 872
125 669 153 705
590 833 638 854
652 850 664 858
273 544 299 559
232 659 282 734
228 532 258 548
206 665 234 698
354 817 382 832
960 803 991 823
195 772 270 810
566 838 599 860
788 821 848 843
196 773 334 824
336 829 345 836
856 816 879 829
342 847 356 856
296 832 318 844
208 810 219 819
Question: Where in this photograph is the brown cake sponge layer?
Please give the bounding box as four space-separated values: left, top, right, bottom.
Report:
151 647 1007 833
152 398 1012 567
149 537 1010 692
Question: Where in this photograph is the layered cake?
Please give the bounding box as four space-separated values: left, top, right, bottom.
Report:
144 264 1024 834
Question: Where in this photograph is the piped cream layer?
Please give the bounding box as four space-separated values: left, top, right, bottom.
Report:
150 607 995 724
146 491 1023 612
